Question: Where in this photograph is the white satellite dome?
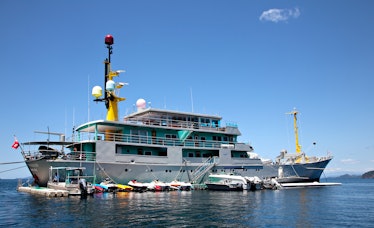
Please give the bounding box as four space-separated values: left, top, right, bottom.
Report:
106 80 115 91
92 86 103 98
136 98 146 111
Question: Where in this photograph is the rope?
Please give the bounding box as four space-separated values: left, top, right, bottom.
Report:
0 161 25 165
173 165 185 181
290 164 300 177
0 165 26 174
146 164 159 180
95 162 115 183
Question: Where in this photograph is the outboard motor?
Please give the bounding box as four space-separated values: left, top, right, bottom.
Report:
79 179 88 195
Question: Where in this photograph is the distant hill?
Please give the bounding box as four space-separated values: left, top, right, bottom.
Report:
337 174 361 178
362 170 374 179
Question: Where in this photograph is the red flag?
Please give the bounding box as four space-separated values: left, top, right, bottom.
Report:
12 139 19 149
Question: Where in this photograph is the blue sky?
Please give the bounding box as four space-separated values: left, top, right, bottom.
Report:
1 1 373 178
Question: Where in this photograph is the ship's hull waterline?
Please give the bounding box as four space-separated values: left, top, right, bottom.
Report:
26 157 331 187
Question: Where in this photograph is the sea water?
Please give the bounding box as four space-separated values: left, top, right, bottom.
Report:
1 178 373 227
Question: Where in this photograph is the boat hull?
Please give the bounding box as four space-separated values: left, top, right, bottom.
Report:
240 158 332 183
206 183 243 191
47 182 94 196
26 157 332 187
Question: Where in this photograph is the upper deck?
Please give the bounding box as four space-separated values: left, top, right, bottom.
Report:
121 108 240 135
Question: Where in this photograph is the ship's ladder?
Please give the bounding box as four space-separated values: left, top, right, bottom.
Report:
190 156 217 183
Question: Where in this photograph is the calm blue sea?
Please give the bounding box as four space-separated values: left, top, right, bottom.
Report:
1 178 373 227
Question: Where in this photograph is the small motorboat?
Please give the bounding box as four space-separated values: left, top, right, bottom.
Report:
205 180 244 191
205 173 262 191
147 180 169 191
99 179 118 192
117 184 133 192
244 176 264 190
128 180 150 192
94 184 104 193
47 167 95 196
168 180 193 191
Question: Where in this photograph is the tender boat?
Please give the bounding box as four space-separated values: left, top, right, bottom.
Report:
168 180 193 191
99 179 118 192
205 173 262 191
147 180 169 191
116 184 133 192
94 184 105 192
47 167 95 196
128 180 150 192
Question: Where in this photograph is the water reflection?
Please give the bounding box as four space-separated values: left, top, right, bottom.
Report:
3 179 374 227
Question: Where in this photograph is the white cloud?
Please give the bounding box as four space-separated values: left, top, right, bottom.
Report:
259 7 300 23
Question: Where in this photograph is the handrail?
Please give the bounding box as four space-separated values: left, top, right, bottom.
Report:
190 156 217 183
75 131 236 149
124 116 238 130
23 149 96 162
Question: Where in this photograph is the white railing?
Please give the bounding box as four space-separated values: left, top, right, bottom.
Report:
75 131 234 149
124 116 237 131
190 156 217 183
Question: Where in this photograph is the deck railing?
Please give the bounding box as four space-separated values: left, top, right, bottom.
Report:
75 131 235 149
124 116 238 131
23 149 96 162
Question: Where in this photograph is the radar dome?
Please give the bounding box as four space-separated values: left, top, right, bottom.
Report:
136 98 146 111
106 80 115 91
92 86 103 98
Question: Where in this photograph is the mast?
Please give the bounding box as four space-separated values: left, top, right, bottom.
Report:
104 36 112 110
92 34 126 121
287 109 302 154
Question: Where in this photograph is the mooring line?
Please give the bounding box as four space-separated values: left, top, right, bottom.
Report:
0 161 25 165
0 165 26 174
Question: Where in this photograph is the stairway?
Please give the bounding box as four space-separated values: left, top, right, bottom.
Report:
190 156 217 183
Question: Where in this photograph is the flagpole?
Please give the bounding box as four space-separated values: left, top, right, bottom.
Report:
18 144 26 158
13 135 25 158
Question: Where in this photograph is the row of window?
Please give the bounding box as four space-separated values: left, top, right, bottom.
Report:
120 168 261 173
120 147 247 158
132 129 234 143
